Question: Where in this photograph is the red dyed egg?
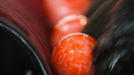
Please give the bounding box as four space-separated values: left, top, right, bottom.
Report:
51 33 96 75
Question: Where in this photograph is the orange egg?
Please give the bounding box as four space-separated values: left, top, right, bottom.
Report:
51 33 96 75
51 14 88 46
43 0 93 25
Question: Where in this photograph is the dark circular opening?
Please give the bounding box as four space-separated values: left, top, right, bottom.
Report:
0 23 45 75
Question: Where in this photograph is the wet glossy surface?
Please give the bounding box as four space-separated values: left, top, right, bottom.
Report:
51 33 96 75
51 15 88 47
